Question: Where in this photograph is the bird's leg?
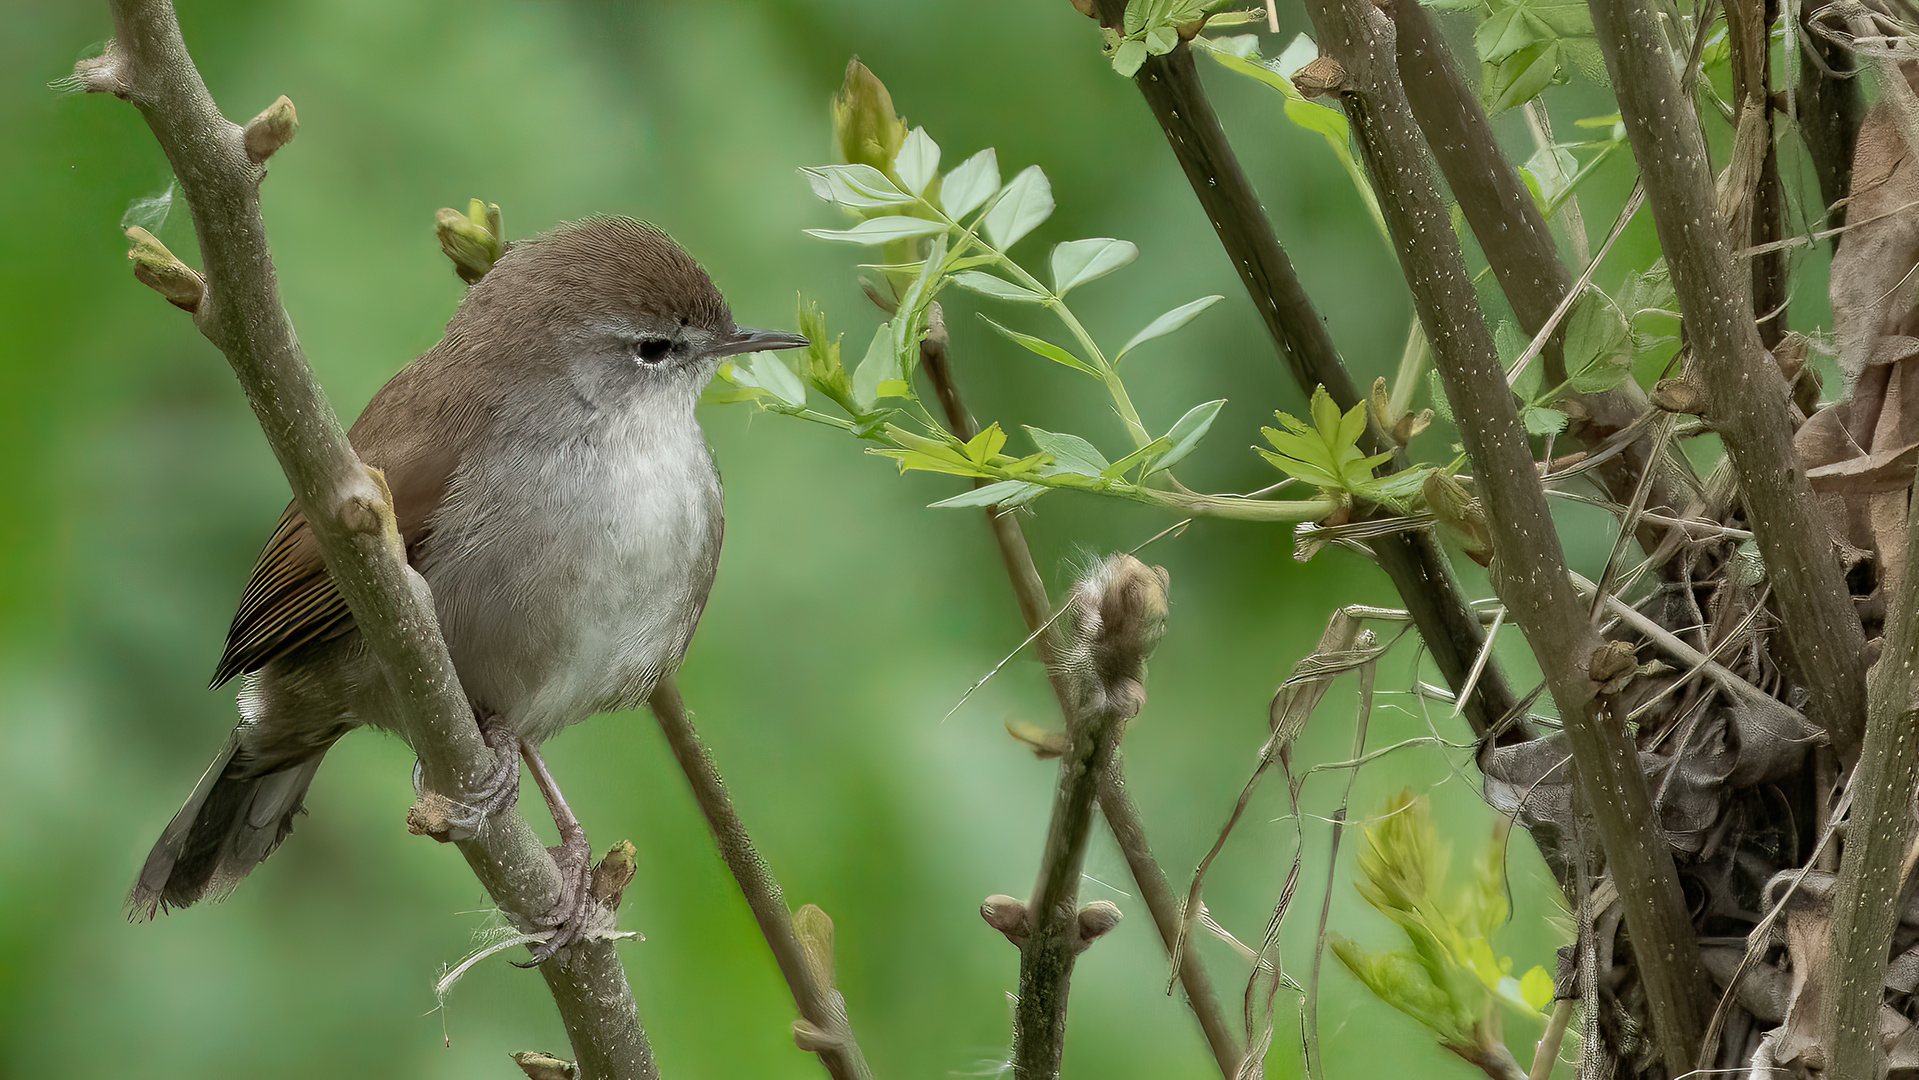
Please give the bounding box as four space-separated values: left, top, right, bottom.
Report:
515 741 601 968
407 714 522 843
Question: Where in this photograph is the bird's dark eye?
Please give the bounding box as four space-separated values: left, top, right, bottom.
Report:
633 338 673 364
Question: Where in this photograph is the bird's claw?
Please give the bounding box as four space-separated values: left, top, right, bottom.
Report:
407 718 522 843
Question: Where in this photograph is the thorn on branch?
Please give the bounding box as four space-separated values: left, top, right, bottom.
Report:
1074 900 1122 951
982 894 1031 945
510 1050 579 1080
243 95 298 164
124 226 205 312
437 199 505 284
589 841 637 912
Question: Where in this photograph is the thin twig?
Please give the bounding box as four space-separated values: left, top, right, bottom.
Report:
78 7 655 1077
646 679 873 1080
919 308 1241 1077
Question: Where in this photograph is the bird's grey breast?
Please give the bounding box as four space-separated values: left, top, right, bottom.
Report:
417 394 722 744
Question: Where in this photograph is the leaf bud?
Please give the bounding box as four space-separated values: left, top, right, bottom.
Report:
793 903 837 990
243 95 299 164
1075 900 1122 950
511 1051 578 1080
981 894 1030 946
1422 471 1493 567
589 840 638 912
124 226 205 312
436 198 504 284
832 59 906 174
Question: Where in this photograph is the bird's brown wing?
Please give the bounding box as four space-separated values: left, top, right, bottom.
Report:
209 438 462 688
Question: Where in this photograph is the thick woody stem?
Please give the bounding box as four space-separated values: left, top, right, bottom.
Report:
1390 0 1694 557
1298 0 1712 1069
84 4 654 1077
646 680 875 1080
920 315 1243 1078
1086 0 1523 746
1589 0 1869 757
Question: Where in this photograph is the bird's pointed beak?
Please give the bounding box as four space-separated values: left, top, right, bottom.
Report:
707 326 811 358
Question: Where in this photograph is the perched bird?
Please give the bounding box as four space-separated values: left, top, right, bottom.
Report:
130 217 807 960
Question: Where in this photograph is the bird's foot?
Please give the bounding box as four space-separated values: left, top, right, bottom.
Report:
514 740 615 968
406 717 522 843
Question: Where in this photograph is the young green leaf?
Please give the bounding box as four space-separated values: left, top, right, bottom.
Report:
1112 38 1149 77
1149 399 1227 474
800 164 916 209
928 479 1047 509
941 148 1001 219
1024 426 1110 477
950 271 1048 303
895 127 941 196
1050 238 1139 295
1563 288 1632 393
746 350 806 407
1116 294 1224 359
806 215 949 245
979 315 1101 376
1102 437 1173 479
853 322 905 408
983 165 1054 249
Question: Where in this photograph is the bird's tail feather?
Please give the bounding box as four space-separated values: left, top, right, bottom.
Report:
128 731 334 920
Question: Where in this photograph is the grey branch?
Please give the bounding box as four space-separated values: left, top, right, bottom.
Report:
646 679 875 1080
1297 0 1713 1069
1589 0 1869 757
81 3 655 1077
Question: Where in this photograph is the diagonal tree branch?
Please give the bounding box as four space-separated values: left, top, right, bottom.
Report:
646 680 875 1080
76 3 656 1077
920 312 1243 1079
1390 0 1696 558
1084 1 1525 747
1588 0 1870 757
1294 0 1713 1069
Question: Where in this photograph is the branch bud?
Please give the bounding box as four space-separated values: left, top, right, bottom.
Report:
1422 471 1493 567
1293 56 1348 98
243 95 299 164
832 59 906 173
793 1020 844 1052
124 226 205 312
510 1051 578 1080
589 840 638 912
1057 554 1171 719
1369 376 1432 446
436 199 505 284
793 903 837 991
1006 718 1069 759
1649 376 1707 416
1074 900 1122 950
981 894 1030 946
61 42 128 97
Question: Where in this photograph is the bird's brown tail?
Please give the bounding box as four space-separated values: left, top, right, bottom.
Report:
128 731 334 920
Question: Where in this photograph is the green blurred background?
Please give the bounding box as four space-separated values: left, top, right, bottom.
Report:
1 2 1593 1076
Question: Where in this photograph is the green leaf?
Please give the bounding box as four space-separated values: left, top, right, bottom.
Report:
1149 399 1227 474
853 322 906 407
895 127 940 195
1487 40 1560 113
1113 38 1149 76
950 271 1048 303
979 316 1101 376
1520 403 1568 435
928 480 1047 509
1145 25 1179 54
800 164 916 209
1519 965 1555 1012
746 350 806 407
805 215 949 245
1103 437 1173 479
1024 426 1110 476
1051 238 1139 295
983 165 1054 249
1563 289 1632 393
964 422 1008 464
1117 294 1224 359
941 148 1001 219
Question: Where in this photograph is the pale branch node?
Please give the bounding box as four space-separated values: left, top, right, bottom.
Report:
124 225 204 311
1013 554 1169 1080
85 4 656 1077
242 94 296 163
513 1051 580 1080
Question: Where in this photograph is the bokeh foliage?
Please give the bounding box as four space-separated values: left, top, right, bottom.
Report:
1 2 1581 1077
